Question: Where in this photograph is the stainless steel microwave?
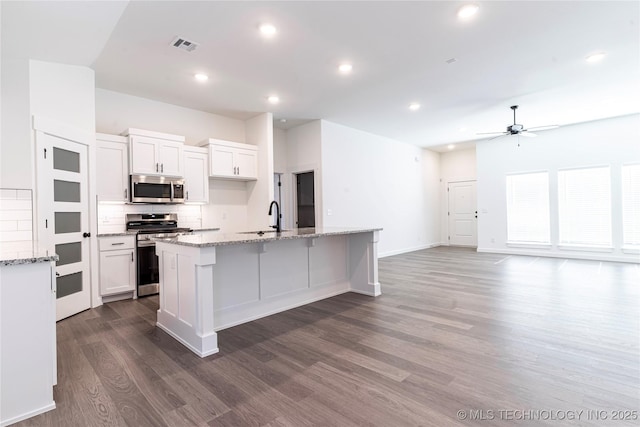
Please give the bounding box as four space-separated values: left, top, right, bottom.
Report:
130 175 185 204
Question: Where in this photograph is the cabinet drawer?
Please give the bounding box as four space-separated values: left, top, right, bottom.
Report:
99 236 135 251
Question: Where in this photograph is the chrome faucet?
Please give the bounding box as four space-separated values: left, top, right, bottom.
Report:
268 200 281 232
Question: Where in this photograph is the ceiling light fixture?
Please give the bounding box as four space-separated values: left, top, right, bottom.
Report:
409 103 421 111
448 144 455 150
267 95 280 104
458 127 467 132
260 24 277 37
585 52 606 63
457 4 479 20
194 73 209 82
280 119 287 123
338 63 353 74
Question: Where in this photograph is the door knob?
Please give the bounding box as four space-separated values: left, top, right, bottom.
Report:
83 232 91 238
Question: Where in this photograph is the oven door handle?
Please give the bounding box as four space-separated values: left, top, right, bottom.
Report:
170 183 174 202
137 240 156 247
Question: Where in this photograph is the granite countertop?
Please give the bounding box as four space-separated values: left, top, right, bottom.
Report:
97 228 219 238
153 227 382 248
97 231 139 237
0 248 59 266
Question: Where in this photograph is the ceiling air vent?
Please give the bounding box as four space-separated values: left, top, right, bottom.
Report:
170 36 199 52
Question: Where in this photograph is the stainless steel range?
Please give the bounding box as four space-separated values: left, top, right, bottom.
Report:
126 213 192 297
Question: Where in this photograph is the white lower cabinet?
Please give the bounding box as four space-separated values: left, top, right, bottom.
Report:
99 236 136 296
1 260 56 426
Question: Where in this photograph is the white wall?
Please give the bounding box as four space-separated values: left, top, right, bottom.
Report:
439 148 477 244
284 120 323 229
201 180 248 231
273 127 287 174
320 120 440 257
30 60 95 134
477 114 640 262
422 149 441 248
95 88 246 145
0 58 31 189
245 113 274 231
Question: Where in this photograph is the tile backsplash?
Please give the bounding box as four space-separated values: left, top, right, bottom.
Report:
0 188 34 251
98 203 203 234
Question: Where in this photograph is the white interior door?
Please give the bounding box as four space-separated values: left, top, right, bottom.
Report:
37 133 91 321
448 180 477 247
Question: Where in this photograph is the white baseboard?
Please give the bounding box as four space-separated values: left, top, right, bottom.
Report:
379 242 441 258
477 247 640 264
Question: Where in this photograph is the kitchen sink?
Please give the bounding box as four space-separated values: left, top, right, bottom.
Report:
237 229 290 235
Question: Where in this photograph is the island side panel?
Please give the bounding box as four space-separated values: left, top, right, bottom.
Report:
156 242 219 357
348 230 381 296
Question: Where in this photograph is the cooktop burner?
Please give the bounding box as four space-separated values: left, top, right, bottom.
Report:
126 213 191 236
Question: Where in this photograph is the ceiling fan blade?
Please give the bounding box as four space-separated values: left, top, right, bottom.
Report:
525 125 560 131
521 131 537 137
477 131 507 135
487 134 507 141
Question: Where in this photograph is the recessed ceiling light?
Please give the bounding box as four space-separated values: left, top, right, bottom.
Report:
194 73 208 82
267 95 280 104
458 127 467 132
457 4 479 20
448 144 456 150
408 103 421 111
280 118 287 123
585 52 606 63
260 24 277 37
338 63 353 74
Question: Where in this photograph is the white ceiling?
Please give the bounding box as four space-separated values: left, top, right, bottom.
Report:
3 1 639 148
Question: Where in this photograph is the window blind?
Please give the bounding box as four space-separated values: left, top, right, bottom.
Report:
558 167 611 247
622 164 640 247
506 172 550 243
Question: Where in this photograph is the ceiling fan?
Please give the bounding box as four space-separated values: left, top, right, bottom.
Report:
478 105 559 141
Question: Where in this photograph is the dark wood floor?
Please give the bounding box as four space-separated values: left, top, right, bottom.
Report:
17 247 639 426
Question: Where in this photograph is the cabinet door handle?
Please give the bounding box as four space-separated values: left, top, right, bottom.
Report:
124 188 128 200
111 242 125 246
131 252 134 262
161 163 164 173
156 163 159 172
186 191 189 200
237 167 240 175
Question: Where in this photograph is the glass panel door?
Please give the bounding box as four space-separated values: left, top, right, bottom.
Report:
38 133 91 321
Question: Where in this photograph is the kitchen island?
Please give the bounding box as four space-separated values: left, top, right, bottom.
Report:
154 227 381 357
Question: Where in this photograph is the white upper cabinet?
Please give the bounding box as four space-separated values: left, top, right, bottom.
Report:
183 146 209 203
125 128 185 177
199 138 258 181
96 133 129 202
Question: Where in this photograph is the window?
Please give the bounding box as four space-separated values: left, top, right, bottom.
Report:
622 164 640 248
558 167 611 247
506 172 550 243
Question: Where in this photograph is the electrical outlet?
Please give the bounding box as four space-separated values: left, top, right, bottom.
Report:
327 209 333 216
